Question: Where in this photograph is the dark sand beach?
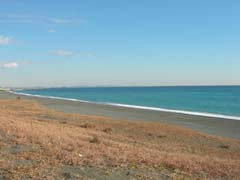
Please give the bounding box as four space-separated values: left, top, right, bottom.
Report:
0 90 239 139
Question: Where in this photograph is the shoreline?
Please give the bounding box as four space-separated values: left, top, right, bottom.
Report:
1 97 239 179
9 90 240 121
1 90 240 139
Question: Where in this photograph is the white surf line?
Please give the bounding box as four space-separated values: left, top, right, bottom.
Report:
107 103 240 121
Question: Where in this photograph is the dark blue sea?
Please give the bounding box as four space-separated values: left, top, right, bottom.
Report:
16 86 240 120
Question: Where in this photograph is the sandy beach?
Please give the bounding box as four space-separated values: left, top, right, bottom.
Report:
0 93 240 179
1 90 240 139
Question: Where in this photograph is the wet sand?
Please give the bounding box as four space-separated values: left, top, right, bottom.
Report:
0 90 239 139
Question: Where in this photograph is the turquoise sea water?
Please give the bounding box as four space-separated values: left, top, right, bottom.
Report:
17 86 240 119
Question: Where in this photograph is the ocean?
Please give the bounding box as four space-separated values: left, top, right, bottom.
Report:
16 86 240 120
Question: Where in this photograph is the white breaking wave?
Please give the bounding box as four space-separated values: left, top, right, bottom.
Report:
8 90 240 121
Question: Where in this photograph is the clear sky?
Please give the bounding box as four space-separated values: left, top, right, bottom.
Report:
0 0 239 87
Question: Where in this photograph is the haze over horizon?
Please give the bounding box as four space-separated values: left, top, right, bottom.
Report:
1 0 239 87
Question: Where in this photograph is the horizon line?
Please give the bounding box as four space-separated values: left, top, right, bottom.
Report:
3 84 240 90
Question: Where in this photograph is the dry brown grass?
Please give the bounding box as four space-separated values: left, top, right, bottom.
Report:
0 99 240 179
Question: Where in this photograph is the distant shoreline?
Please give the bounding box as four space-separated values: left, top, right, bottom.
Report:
5 84 240 92
9 90 240 121
1 90 240 139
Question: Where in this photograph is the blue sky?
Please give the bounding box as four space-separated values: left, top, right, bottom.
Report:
0 0 239 87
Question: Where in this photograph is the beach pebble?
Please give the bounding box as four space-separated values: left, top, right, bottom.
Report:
79 153 83 157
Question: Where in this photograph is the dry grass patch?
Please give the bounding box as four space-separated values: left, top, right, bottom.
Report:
89 135 100 144
0 99 240 179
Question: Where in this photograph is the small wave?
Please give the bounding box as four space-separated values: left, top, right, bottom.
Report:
106 103 240 121
8 90 240 121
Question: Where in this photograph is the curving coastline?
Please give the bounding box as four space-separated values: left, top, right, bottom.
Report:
1 90 240 139
9 90 240 121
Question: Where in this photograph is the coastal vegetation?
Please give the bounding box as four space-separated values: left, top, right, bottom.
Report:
0 99 239 179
